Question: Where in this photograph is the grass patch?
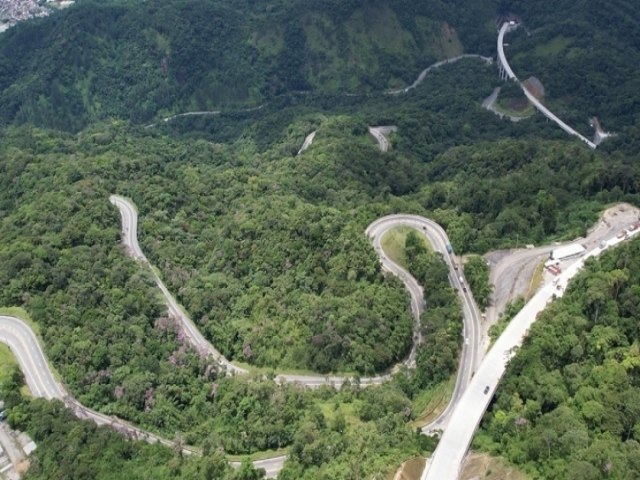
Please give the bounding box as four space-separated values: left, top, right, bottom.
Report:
493 99 535 118
526 260 545 300
412 376 455 427
0 343 18 384
389 456 427 480
461 451 531 480
226 447 289 463
0 343 30 397
381 226 431 269
533 35 571 57
489 297 526 346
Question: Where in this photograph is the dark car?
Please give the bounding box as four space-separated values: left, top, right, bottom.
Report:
483 386 490 395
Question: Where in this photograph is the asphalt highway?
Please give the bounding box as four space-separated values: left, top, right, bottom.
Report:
3 198 637 479
368 126 397 152
110 195 247 376
1 201 483 478
0 314 284 476
0 23 625 477
424 225 640 479
0 315 65 400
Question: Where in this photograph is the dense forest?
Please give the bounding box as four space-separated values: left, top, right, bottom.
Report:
476 237 640 479
501 0 640 134
0 0 639 477
3 0 637 135
0 0 499 131
0 227 455 478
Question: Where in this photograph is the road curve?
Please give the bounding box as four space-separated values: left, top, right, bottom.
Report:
110 195 246 376
1 198 484 478
497 23 596 149
366 215 482 434
110 195 482 408
369 126 397 152
481 86 528 123
423 227 640 479
0 315 199 452
386 54 493 95
0 316 65 400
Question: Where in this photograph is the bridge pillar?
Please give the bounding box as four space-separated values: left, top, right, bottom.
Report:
497 59 507 81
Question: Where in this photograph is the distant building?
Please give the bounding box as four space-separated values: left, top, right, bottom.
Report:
549 243 586 261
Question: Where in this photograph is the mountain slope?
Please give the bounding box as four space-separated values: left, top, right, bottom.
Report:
0 0 499 131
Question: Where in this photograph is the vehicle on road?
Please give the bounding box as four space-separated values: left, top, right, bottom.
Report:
483 386 490 395
446 244 453 254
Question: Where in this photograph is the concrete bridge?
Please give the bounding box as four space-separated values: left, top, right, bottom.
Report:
496 22 597 149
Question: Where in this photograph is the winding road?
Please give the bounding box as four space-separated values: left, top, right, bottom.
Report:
0 313 286 476
110 195 479 394
366 215 482 433
2 197 638 479
481 86 528 122
0 23 624 477
0 197 484 477
424 226 640 479
386 54 492 95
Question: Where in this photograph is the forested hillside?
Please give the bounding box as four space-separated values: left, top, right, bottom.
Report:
476 237 640 479
0 0 639 477
0 0 499 131
501 0 640 134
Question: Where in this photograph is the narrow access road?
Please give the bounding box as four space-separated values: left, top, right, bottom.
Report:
145 105 266 128
497 22 596 149
483 203 640 352
423 224 640 479
387 54 493 95
481 86 527 122
369 126 397 152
